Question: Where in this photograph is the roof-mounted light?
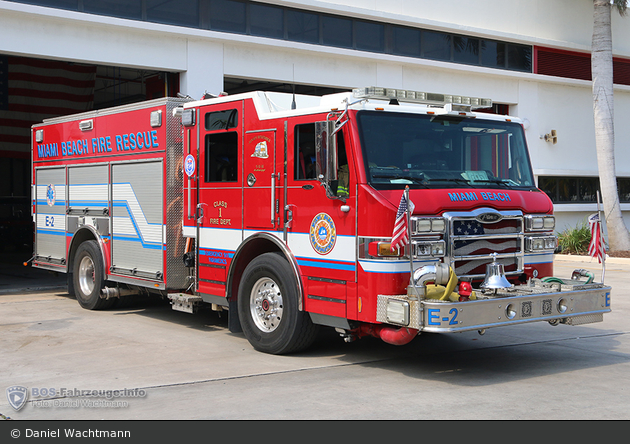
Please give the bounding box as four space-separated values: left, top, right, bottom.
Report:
352 87 492 110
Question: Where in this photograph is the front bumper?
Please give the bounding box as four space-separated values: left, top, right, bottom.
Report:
376 279 611 333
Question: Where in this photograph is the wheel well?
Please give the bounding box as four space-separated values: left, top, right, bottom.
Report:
67 228 99 272
227 235 302 308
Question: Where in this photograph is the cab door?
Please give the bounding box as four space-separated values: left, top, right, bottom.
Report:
285 122 356 319
196 102 243 297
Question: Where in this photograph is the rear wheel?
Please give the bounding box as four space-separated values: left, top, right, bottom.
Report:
238 252 318 354
72 240 113 310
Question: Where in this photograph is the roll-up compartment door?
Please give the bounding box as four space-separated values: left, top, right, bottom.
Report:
68 164 109 216
111 161 164 280
35 167 67 262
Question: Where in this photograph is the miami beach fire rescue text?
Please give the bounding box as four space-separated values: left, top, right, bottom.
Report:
30 87 612 354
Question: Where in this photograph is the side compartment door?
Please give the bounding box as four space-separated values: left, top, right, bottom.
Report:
243 129 278 230
34 166 67 267
110 160 164 281
196 102 243 297
67 164 110 249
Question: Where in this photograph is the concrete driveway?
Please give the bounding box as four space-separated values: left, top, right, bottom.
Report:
0 254 628 421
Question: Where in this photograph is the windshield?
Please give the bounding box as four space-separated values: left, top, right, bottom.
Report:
357 111 535 190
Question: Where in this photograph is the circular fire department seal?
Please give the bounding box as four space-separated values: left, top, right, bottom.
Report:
184 154 196 177
46 184 56 207
309 213 337 255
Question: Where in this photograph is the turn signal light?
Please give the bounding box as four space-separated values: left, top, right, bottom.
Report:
369 241 404 257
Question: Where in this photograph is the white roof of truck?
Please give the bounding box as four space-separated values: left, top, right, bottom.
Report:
183 89 521 124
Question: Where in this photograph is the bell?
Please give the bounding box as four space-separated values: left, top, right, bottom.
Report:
480 253 512 290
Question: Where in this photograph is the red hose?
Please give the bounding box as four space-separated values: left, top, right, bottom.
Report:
355 324 419 346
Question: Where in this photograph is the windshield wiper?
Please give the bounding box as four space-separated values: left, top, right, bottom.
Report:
427 177 474 188
371 173 429 188
471 178 517 188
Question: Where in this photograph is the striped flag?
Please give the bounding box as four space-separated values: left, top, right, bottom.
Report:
0 55 96 154
391 188 414 253
588 213 606 263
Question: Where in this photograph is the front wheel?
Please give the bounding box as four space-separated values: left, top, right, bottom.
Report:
238 253 318 354
72 240 113 310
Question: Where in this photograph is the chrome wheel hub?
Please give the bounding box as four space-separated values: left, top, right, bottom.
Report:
78 255 95 296
250 277 284 333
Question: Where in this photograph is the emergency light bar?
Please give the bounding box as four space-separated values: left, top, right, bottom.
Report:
352 87 493 109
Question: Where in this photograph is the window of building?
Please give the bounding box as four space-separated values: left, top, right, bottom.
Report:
507 43 532 72
322 15 353 49
619 178 630 202
355 20 385 52
481 40 506 68
207 0 247 33
538 176 630 203
453 36 480 65
10 0 535 74
250 3 284 38
287 9 319 44
16 0 78 10
147 0 199 27
83 0 142 20
422 30 451 61
392 26 421 57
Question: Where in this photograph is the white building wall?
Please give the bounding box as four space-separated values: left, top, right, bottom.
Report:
2 0 630 234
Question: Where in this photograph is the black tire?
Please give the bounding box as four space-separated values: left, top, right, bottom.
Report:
238 252 319 354
72 240 113 310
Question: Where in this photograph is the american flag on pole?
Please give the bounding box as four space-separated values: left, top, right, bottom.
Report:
391 188 414 253
588 212 606 263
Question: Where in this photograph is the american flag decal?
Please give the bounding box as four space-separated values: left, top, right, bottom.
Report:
452 218 520 276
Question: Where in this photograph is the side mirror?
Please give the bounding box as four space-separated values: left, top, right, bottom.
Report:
315 121 344 200
315 121 337 182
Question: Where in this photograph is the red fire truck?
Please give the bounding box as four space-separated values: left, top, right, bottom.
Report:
30 87 611 354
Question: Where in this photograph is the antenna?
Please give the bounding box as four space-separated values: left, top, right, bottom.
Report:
291 65 296 110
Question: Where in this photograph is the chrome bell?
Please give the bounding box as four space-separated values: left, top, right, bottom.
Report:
480 253 512 290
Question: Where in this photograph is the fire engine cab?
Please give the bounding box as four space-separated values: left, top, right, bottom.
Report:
30 87 612 354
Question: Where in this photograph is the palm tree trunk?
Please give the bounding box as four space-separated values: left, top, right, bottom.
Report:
592 0 630 252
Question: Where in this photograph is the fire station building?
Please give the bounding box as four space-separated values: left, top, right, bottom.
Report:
2 0 630 250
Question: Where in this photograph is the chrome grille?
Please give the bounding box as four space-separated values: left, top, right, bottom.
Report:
445 210 524 279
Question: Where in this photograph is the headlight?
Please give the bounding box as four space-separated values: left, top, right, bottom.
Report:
412 240 446 258
525 215 555 231
411 217 446 234
525 235 557 251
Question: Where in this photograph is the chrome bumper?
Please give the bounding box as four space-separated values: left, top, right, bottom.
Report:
377 280 612 333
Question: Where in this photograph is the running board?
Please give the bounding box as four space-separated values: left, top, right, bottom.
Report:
168 293 203 314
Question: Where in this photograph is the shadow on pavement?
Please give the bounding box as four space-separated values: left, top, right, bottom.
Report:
0 248 66 295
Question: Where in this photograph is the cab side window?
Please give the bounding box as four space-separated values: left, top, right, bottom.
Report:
204 109 238 183
294 123 316 180
205 132 238 182
336 130 349 197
